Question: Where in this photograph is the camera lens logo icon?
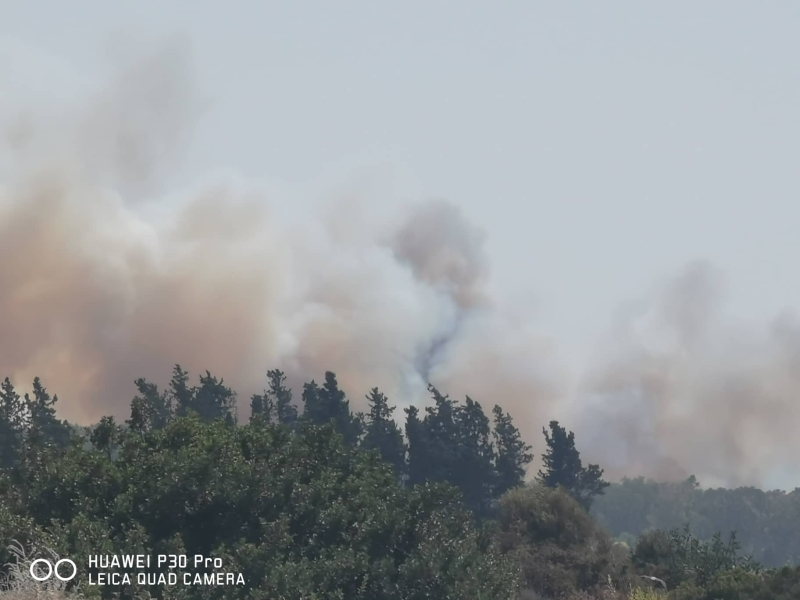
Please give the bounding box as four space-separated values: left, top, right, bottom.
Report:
29 559 77 582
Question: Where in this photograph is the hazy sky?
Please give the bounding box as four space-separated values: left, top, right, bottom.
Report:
2 3 800 487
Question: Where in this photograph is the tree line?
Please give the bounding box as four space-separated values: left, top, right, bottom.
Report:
120 365 609 517
0 366 797 599
593 475 800 568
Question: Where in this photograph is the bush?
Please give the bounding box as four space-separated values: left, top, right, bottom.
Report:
497 485 634 599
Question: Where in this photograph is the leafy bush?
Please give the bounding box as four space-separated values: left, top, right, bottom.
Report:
496 485 633 598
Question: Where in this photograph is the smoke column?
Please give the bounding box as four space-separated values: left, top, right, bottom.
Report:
1 42 797 489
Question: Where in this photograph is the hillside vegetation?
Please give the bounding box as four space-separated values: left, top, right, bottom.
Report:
593 476 800 567
0 366 798 599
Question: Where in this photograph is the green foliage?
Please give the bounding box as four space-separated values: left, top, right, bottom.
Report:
496 485 634 599
492 405 533 497
592 476 800 568
302 372 363 446
0 376 73 490
88 416 123 460
169 364 195 419
632 526 761 591
268 369 298 427
361 388 406 478
26 377 71 452
628 588 665 600
250 370 299 427
0 377 26 469
456 396 497 516
625 524 800 599
127 378 172 433
0 366 797 599
667 565 800 600
0 414 518 600
404 405 425 485
403 385 510 517
193 371 237 425
537 420 610 510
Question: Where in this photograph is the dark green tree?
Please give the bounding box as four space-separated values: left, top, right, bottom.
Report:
536 420 609 510
405 386 498 517
0 410 520 600
496 485 632 598
632 525 763 590
301 372 362 446
492 405 533 496
361 388 406 478
266 369 297 427
25 377 71 451
454 396 496 516
0 378 27 469
412 385 460 486
193 371 237 425
89 415 123 460
301 380 321 419
249 391 271 424
169 364 195 418
404 404 426 486
127 378 172 433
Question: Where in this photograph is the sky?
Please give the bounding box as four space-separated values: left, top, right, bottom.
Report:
1 2 799 489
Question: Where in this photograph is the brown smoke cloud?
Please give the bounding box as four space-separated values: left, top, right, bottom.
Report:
0 41 561 437
1 42 797 489
573 261 800 488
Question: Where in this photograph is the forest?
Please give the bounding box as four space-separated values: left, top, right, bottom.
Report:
0 366 798 600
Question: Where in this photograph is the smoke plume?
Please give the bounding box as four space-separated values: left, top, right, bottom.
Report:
1 42 797 489
574 261 800 488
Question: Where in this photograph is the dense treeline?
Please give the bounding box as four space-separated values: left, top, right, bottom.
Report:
593 476 800 567
0 366 798 599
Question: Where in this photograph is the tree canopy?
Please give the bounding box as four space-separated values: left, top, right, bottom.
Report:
536 420 610 510
0 366 796 600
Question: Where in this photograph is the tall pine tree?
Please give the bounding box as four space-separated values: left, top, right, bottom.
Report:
169 365 195 418
454 396 496 517
90 416 123 460
194 371 237 425
302 372 362 446
536 420 609 510
127 378 172 433
249 391 271 424
25 377 71 451
406 386 497 517
0 378 27 469
404 405 426 486
362 388 406 478
267 369 297 427
492 405 533 496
